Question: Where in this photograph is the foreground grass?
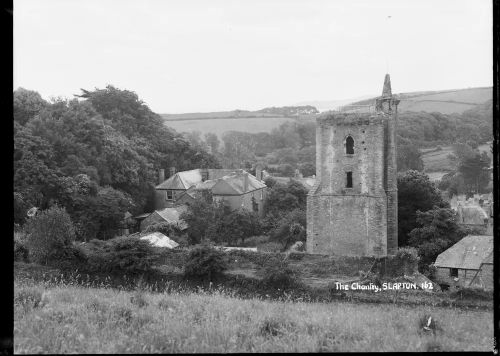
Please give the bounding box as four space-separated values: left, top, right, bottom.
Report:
14 282 493 353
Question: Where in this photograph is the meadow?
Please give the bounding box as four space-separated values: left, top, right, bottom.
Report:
163 116 299 138
14 279 494 353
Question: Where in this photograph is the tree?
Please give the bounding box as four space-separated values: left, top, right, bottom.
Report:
206 209 262 245
407 207 467 271
397 170 448 246
183 245 228 282
14 88 48 125
25 205 76 265
268 209 306 250
458 152 490 195
204 132 220 154
397 144 424 172
179 193 215 245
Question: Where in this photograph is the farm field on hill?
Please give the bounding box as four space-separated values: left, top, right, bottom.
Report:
14 281 493 353
164 116 300 138
420 142 492 181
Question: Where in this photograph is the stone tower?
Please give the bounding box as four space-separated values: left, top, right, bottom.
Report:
306 74 399 257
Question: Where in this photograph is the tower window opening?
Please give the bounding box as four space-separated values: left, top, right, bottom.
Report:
345 136 354 154
346 172 353 188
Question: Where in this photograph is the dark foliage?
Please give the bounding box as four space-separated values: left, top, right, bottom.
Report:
84 236 159 275
183 245 228 282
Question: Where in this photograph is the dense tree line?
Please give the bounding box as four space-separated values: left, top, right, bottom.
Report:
14 86 220 240
187 100 492 177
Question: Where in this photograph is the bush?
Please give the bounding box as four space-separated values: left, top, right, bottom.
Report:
260 256 301 289
183 245 228 282
257 241 283 253
386 247 420 276
143 222 181 236
85 236 159 275
24 205 76 265
14 287 44 309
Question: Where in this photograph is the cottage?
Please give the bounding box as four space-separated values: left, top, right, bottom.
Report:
156 168 268 217
433 235 493 290
155 168 242 209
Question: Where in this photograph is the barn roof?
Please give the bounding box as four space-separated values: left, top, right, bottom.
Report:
481 251 493 265
434 235 493 270
153 206 188 230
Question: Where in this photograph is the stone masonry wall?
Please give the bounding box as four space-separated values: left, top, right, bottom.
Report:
307 113 389 257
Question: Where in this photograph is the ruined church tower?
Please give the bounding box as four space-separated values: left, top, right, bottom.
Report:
306 74 399 257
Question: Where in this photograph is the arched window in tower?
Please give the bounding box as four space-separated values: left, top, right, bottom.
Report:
346 171 353 188
345 136 354 154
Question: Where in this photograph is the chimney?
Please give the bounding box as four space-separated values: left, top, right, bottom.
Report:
169 167 176 178
158 169 165 184
244 172 249 192
255 164 263 181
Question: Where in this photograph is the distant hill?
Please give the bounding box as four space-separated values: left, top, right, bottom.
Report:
161 106 318 121
294 95 375 112
349 87 492 114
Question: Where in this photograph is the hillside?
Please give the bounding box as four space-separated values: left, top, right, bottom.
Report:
349 87 492 114
161 106 319 121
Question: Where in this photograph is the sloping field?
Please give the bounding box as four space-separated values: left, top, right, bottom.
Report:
351 87 492 114
14 281 493 353
163 116 299 138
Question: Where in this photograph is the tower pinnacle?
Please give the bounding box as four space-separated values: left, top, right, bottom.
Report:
382 73 392 97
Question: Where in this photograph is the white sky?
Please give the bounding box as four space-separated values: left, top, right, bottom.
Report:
14 0 492 113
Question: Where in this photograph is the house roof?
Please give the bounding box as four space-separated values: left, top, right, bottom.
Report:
434 235 493 270
211 172 266 195
155 169 244 190
481 251 493 265
154 206 188 230
140 232 179 249
156 169 202 190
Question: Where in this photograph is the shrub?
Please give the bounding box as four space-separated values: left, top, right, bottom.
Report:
259 316 296 337
85 236 159 275
143 222 181 236
257 241 283 253
24 205 76 265
449 287 493 301
394 247 420 274
183 245 228 282
14 287 44 309
260 256 301 289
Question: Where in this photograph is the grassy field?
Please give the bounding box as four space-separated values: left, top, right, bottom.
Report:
351 87 492 114
163 116 300 138
421 142 492 179
14 280 494 353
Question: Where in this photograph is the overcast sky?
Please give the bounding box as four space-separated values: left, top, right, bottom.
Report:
14 0 492 113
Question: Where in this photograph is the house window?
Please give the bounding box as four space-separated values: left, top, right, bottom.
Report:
346 172 353 188
450 268 458 278
166 190 173 201
345 136 354 154
201 171 209 181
